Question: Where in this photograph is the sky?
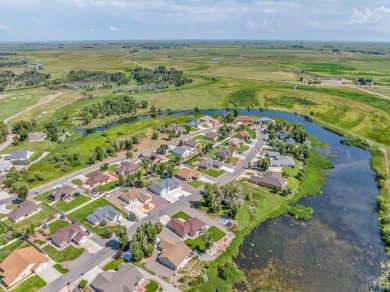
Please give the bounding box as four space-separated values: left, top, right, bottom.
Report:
0 0 390 42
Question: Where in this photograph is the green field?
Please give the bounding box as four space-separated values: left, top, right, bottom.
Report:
43 244 85 262
197 168 226 178
54 195 91 212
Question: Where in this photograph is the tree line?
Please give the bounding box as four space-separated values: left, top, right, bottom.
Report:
0 69 50 92
132 66 192 87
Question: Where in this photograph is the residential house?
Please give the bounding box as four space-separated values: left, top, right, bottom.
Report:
237 116 253 124
175 167 202 181
255 117 273 125
236 130 249 140
286 137 296 145
86 206 122 226
166 217 207 238
199 116 220 126
144 154 168 165
183 139 201 149
51 224 88 248
116 161 138 175
216 148 234 159
186 121 201 129
91 264 146 292
172 146 192 158
8 200 41 223
277 132 289 140
0 247 48 287
166 124 183 135
157 238 192 270
4 150 31 162
27 132 47 142
270 155 295 168
265 151 281 160
228 138 244 148
119 189 151 205
0 162 11 173
204 132 219 141
148 179 181 196
198 157 222 170
48 185 76 202
248 172 288 190
85 172 110 188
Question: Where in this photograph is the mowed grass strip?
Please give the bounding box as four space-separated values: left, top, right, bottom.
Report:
43 244 84 262
53 263 69 274
11 275 46 292
102 258 125 271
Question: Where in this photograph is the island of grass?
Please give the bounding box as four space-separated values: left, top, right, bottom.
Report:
43 244 84 262
102 258 125 271
197 168 226 178
187 180 204 188
53 263 69 274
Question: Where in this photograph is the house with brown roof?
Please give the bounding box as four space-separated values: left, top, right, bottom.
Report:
48 185 76 202
199 116 220 127
248 172 288 190
8 200 41 223
216 148 234 159
157 238 192 270
175 167 202 181
237 130 249 140
183 139 201 149
198 157 222 170
166 217 207 238
0 247 48 287
116 161 138 175
166 124 183 135
51 224 88 248
91 263 146 292
144 154 168 165
237 116 253 124
27 132 47 142
204 132 219 141
228 137 244 148
119 189 151 205
85 172 110 188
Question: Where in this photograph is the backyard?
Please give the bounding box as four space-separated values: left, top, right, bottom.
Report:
11 275 46 292
184 226 226 252
54 195 91 212
197 168 226 178
42 244 85 262
48 219 70 235
0 239 32 260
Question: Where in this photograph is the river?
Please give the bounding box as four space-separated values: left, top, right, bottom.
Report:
73 109 387 290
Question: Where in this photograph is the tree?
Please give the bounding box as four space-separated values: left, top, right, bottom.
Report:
140 100 148 108
10 182 28 201
131 242 144 262
152 131 159 140
200 230 213 249
128 211 139 222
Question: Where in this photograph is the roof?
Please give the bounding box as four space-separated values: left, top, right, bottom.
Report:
237 116 252 123
237 130 249 138
277 132 289 140
255 117 273 123
199 157 222 169
8 200 40 222
158 239 192 268
172 146 191 156
183 140 199 148
270 155 295 167
119 189 151 203
116 161 138 175
265 151 281 159
27 132 46 141
167 217 207 237
49 185 75 200
187 121 200 127
205 132 219 140
199 116 219 124
166 124 182 132
86 206 121 224
217 148 234 158
91 264 145 292
176 168 201 180
5 150 29 161
159 238 176 250
0 247 48 286
149 178 180 194
229 137 243 146
85 172 110 186
249 172 287 188
0 162 11 172
51 224 87 244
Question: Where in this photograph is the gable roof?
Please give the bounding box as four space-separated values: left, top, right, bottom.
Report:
237 116 252 123
158 239 192 268
270 155 295 167
228 137 243 147
249 172 287 188
116 161 137 175
49 185 76 201
85 172 110 186
166 124 182 132
199 157 222 169
91 264 145 292
27 132 46 141
237 130 249 138
176 168 201 181
149 178 180 195
8 200 40 222
51 224 87 244
204 132 219 140
217 148 234 158
167 217 207 238
5 150 29 161
0 247 48 286
86 206 121 224
199 116 219 124
172 146 191 156
183 140 199 148
119 189 151 203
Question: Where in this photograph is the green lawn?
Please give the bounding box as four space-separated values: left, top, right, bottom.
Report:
43 244 84 262
192 135 205 141
54 195 91 212
166 153 177 160
145 280 159 292
188 180 204 188
53 263 69 274
228 157 240 165
11 275 46 292
71 178 83 186
185 226 226 252
171 211 192 220
102 258 125 271
33 189 55 204
0 239 31 260
197 168 226 178
4 205 58 233
234 145 250 153
107 163 119 173
248 128 257 139
48 219 70 235
97 181 120 192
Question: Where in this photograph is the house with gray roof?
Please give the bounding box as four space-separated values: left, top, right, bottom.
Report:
255 117 273 124
8 200 41 223
0 162 11 173
172 146 192 158
270 155 295 168
198 157 222 170
204 132 219 141
86 206 122 226
48 185 76 202
51 224 88 248
27 132 47 142
286 138 296 145
248 172 288 190
4 150 31 162
277 132 289 140
91 264 146 292
183 139 201 149
265 151 281 160
116 161 137 175
186 121 201 129
166 124 183 135
216 148 234 159
148 178 181 196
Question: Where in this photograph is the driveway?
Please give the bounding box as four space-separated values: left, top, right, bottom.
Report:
36 263 61 283
81 239 103 255
220 165 234 173
162 189 191 203
125 201 147 219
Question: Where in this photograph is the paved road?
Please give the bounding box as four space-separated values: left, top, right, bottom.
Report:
40 128 262 292
0 134 15 152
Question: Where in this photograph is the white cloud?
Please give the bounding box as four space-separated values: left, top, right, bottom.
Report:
344 6 390 25
246 19 268 30
0 25 9 30
109 26 118 31
305 21 321 27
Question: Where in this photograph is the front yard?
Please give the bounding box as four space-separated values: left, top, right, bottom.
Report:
102 258 125 271
187 180 204 188
145 280 159 292
54 195 91 212
33 189 55 204
43 244 85 262
53 263 69 274
171 211 191 220
184 226 226 252
197 168 226 178
11 275 46 292
97 181 120 192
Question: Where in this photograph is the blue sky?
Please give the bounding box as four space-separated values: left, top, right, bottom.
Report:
0 0 389 41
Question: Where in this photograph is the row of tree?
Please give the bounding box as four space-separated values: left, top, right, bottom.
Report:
0 69 49 91
132 66 192 87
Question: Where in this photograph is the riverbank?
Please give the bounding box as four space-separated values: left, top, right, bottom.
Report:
186 141 331 291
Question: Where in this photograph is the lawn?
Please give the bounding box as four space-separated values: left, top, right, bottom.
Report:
248 128 257 139
48 219 70 235
33 189 55 204
171 211 192 220
192 135 206 141
97 181 120 192
188 180 204 188
228 157 240 165
54 195 91 212
71 178 83 186
53 263 69 274
166 153 177 160
102 258 125 271
145 280 159 292
11 275 46 292
43 244 85 262
0 239 31 260
4 204 58 233
233 145 250 153
185 226 226 252
197 168 226 178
